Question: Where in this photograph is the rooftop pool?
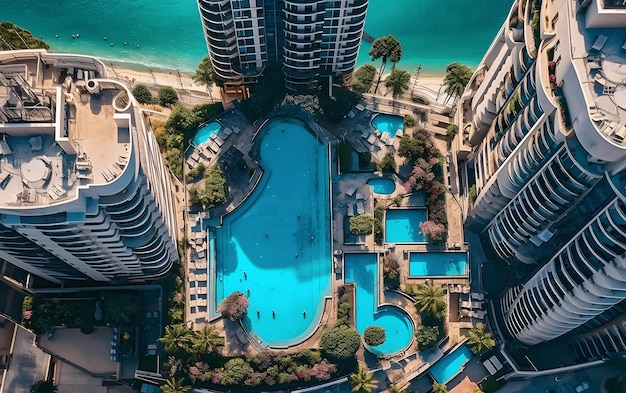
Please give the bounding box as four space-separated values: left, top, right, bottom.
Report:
344 253 413 356
371 114 404 138
367 178 395 195
385 208 427 243
192 121 222 146
410 252 468 277
430 344 473 384
214 118 332 347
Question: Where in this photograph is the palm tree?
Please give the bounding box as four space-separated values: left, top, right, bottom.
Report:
432 382 448 393
193 55 216 100
192 325 225 355
384 69 411 98
105 294 137 325
412 284 446 319
30 380 57 393
369 35 402 93
350 366 378 393
159 324 194 355
443 62 473 104
161 377 191 393
388 383 408 393
467 323 496 355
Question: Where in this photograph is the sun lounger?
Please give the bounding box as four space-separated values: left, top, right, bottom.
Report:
347 203 355 217
460 300 484 310
470 309 487 319
471 292 485 300
591 34 608 51
489 355 503 370
356 200 365 215
483 359 497 375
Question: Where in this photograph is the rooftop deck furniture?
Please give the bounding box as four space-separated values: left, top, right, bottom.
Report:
592 34 608 51
471 292 485 300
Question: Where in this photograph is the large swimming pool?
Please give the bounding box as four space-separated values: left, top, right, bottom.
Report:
214 118 332 347
371 114 404 137
344 253 413 356
430 344 473 384
192 121 222 146
410 252 468 276
385 208 427 243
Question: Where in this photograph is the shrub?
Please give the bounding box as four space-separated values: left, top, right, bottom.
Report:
350 214 374 235
398 135 424 162
446 124 458 139
158 86 179 107
189 165 227 208
337 300 352 327
222 358 252 385
0 23 49 50
132 84 153 104
363 326 386 346
352 64 377 94
383 253 400 289
415 325 440 350
468 184 477 204
320 325 361 361
375 153 396 173
186 163 206 182
404 114 416 128
373 205 384 245
419 221 446 242
217 292 249 321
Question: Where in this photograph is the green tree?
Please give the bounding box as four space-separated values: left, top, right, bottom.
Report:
30 380 57 393
349 214 374 235
132 84 154 104
105 294 137 325
161 377 191 393
385 69 411 98
159 324 194 355
203 164 227 207
352 64 377 94
375 153 396 173
397 135 424 162
467 323 496 355
320 325 361 361
0 22 49 50
432 382 449 393
192 326 225 355
350 367 377 393
363 326 386 346
222 358 253 385
217 291 249 321
383 253 400 288
193 56 216 87
369 35 402 93
412 284 446 319
404 114 416 128
389 384 408 393
158 86 179 107
446 124 459 139
415 325 440 350
443 62 472 104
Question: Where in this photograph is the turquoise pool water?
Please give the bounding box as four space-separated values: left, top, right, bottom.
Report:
367 178 396 195
410 252 468 276
372 114 404 137
385 209 427 243
430 344 473 384
192 121 222 146
215 118 332 347
344 253 413 356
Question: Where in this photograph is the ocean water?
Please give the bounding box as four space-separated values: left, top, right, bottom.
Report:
0 0 514 74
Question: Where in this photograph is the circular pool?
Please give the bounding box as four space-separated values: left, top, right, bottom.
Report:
367 178 396 194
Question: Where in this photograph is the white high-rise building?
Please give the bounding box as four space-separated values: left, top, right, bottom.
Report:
0 50 178 285
455 0 626 348
196 0 368 90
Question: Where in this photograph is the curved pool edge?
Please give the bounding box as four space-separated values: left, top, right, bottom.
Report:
364 303 416 358
213 116 334 348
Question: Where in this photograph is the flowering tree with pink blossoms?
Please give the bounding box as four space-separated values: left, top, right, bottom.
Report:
217 291 249 321
419 221 446 242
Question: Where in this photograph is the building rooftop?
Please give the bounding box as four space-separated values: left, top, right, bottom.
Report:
0 51 133 209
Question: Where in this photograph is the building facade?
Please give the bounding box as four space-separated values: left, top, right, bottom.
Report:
196 0 368 90
0 50 178 286
455 0 626 349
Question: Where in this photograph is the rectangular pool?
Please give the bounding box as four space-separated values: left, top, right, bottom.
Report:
385 208 427 243
430 344 473 384
409 251 468 276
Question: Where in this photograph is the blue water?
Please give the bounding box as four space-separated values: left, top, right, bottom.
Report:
192 121 222 147
430 344 473 384
372 114 404 137
2 0 514 74
344 253 413 356
385 209 427 243
215 118 332 347
409 252 468 276
367 178 395 195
